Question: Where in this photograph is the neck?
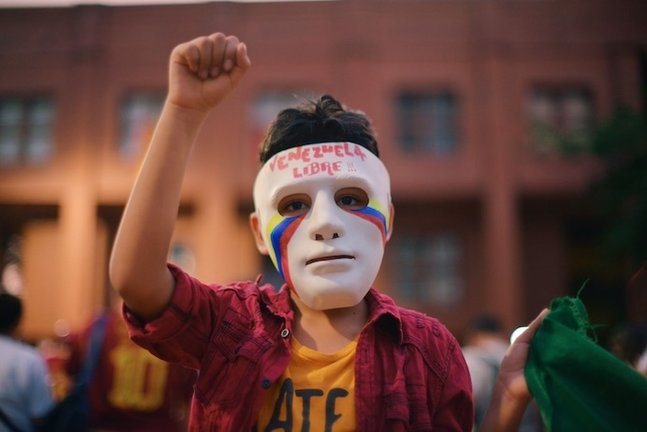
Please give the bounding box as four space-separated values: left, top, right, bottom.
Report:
290 292 369 354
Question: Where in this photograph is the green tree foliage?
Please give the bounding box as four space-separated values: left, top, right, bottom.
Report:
584 106 647 269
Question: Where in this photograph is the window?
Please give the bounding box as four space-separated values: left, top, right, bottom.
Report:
527 86 594 154
119 93 164 160
390 232 464 306
0 97 54 166
396 91 458 155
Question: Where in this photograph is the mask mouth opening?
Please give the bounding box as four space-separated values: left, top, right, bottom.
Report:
306 255 355 265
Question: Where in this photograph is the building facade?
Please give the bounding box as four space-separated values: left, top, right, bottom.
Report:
1 0 646 341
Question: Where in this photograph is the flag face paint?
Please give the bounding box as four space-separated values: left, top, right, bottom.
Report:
353 199 389 240
253 142 392 310
266 213 302 286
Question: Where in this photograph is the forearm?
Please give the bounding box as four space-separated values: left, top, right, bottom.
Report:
110 32 250 319
110 102 207 319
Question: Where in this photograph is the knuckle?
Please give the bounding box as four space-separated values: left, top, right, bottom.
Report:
225 35 240 46
210 32 226 43
196 37 210 50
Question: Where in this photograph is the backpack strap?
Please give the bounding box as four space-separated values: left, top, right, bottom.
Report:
75 313 108 390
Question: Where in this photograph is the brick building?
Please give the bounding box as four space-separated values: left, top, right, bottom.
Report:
1 0 646 341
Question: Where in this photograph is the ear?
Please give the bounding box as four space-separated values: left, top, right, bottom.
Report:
249 212 269 255
385 203 395 242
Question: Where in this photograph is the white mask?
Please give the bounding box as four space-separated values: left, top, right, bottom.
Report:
252 142 392 310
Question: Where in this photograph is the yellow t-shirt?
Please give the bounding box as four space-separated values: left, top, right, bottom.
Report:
257 337 357 431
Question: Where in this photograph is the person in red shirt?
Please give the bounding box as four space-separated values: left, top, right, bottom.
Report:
110 32 545 431
66 296 196 432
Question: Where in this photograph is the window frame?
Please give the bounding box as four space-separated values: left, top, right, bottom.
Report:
117 91 165 161
389 230 465 307
395 90 460 156
0 95 55 166
526 84 595 154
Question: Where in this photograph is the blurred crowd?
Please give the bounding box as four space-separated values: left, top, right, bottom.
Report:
0 291 196 432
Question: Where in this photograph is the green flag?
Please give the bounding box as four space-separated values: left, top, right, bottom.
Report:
525 296 647 431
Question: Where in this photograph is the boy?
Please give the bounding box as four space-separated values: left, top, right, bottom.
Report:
110 33 542 431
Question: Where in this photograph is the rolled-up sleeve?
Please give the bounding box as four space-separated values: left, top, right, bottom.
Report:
122 263 221 370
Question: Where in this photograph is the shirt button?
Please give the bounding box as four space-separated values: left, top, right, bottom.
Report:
280 328 290 338
261 378 272 389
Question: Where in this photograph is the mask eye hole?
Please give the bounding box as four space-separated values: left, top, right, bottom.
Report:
277 194 311 217
335 187 368 210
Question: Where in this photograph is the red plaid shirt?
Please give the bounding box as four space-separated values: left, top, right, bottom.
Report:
124 264 473 431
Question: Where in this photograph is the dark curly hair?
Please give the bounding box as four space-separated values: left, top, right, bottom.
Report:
258 94 379 164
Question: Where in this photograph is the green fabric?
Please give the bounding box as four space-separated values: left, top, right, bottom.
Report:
525 296 647 431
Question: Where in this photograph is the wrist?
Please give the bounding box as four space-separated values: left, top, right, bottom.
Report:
163 100 210 124
492 382 532 414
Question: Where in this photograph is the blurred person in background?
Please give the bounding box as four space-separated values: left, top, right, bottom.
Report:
462 314 543 432
64 290 196 432
0 291 55 432
608 323 647 377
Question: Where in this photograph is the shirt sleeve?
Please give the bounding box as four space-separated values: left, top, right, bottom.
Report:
122 263 224 370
